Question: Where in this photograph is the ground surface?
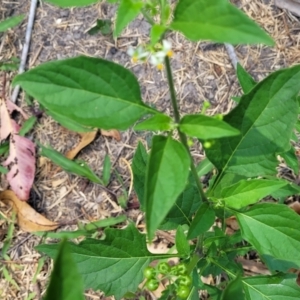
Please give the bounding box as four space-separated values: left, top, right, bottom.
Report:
1 0 300 299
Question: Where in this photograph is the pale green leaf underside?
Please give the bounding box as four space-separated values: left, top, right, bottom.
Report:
243 273 300 299
45 0 98 7
44 241 85 300
14 56 154 130
170 0 274 45
134 114 173 131
206 65 300 181
145 136 190 239
37 224 167 299
220 179 286 209
235 203 300 269
179 114 240 140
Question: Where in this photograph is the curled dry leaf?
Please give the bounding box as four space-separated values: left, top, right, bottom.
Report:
65 130 98 160
225 216 240 231
289 201 300 215
0 190 59 232
101 129 121 141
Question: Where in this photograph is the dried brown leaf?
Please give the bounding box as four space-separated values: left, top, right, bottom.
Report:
0 190 59 232
65 130 97 160
101 129 121 141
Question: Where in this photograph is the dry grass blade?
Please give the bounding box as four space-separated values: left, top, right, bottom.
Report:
101 129 122 141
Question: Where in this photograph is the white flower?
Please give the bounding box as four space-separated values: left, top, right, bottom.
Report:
127 46 149 63
149 40 173 70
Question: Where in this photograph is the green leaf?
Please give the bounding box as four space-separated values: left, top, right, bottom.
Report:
159 180 202 230
175 226 190 256
132 142 148 209
102 154 111 186
150 24 167 45
221 274 244 300
114 0 144 38
88 19 112 35
37 224 167 299
0 15 24 32
196 158 214 177
220 179 286 209
179 114 240 140
19 117 37 136
145 136 190 240
14 56 155 130
45 0 98 7
236 63 256 94
261 254 299 273
170 0 274 45
0 165 8 174
187 203 215 240
0 142 9 156
270 182 300 200
234 203 300 268
44 240 85 300
134 114 173 131
242 273 300 300
281 146 299 175
39 144 103 184
206 65 300 184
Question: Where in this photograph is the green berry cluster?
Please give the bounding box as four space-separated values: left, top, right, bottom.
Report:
143 262 192 299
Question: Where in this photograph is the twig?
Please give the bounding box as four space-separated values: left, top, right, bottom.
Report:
224 43 239 69
11 0 38 103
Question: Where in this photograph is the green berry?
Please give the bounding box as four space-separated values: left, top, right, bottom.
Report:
176 285 190 299
178 275 192 286
145 279 159 291
143 266 155 279
176 263 188 275
157 262 170 275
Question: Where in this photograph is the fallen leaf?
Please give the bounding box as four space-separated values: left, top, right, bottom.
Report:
101 129 121 141
225 216 240 231
289 202 300 215
65 130 97 160
3 134 36 200
0 190 59 232
6 99 28 119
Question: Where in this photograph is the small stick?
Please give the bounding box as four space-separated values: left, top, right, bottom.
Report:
11 0 38 103
225 43 239 69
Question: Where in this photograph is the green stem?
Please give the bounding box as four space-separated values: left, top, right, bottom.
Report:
165 56 208 202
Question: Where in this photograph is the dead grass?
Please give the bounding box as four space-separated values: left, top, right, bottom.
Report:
1 0 300 299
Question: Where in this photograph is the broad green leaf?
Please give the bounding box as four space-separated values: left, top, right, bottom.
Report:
175 226 190 256
221 274 244 300
220 179 286 209
179 114 240 140
270 182 300 200
159 180 202 230
45 0 98 7
14 56 155 130
150 24 167 45
39 144 103 184
261 254 299 273
44 240 84 300
132 142 148 209
236 63 256 94
0 15 24 32
114 0 143 38
281 146 299 175
19 117 37 136
187 203 215 240
170 0 274 45
37 224 168 299
134 114 173 131
206 65 300 184
234 203 300 268
145 136 190 240
242 273 300 300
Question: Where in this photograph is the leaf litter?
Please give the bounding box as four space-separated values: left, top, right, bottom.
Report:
2 0 300 299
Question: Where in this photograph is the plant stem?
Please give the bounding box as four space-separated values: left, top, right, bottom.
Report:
164 56 207 202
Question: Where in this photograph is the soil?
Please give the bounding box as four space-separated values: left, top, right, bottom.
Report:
1 0 300 299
